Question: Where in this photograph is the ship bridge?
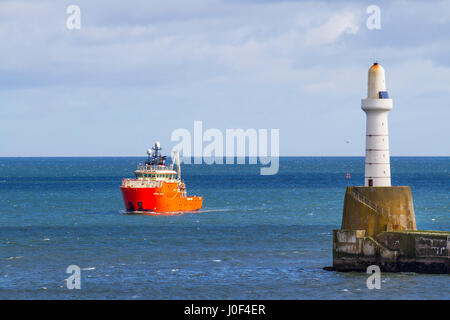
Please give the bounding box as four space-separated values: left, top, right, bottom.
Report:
134 163 178 180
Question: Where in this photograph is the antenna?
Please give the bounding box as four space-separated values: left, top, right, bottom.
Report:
152 141 161 157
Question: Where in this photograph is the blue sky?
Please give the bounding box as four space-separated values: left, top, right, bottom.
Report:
0 0 449 156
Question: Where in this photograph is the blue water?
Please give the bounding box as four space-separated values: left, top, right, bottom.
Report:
0 157 448 299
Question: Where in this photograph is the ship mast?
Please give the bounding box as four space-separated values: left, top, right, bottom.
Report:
149 141 166 166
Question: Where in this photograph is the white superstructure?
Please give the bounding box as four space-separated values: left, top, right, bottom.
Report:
361 62 393 187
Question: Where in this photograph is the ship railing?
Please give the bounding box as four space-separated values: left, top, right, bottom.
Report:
122 178 161 188
136 164 175 172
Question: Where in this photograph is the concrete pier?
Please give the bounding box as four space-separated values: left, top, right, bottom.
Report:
333 186 450 274
341 186 417 236
333 229 450 273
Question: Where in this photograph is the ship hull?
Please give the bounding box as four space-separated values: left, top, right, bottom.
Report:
120 182 202 213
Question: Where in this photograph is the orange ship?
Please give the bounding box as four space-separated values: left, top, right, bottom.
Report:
120 142 202 213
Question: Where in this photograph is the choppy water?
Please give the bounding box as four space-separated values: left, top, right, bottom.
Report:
0 157 448 299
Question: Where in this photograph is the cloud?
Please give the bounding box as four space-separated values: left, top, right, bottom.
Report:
0 1 363 89
0 0 448 156
304 11 360 46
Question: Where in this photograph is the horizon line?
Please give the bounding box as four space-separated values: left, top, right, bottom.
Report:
0 155 448 158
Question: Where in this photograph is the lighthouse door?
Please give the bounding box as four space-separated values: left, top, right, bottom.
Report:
368 179 373 187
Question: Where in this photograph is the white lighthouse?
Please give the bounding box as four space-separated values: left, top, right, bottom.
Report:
361 62 393 187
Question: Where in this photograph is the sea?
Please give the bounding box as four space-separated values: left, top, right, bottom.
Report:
0 157 448 299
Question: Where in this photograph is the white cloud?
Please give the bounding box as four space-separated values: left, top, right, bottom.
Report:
0 0 449 155
304 11 360 46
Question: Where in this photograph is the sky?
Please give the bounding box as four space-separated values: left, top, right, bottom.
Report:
0 0 449 156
